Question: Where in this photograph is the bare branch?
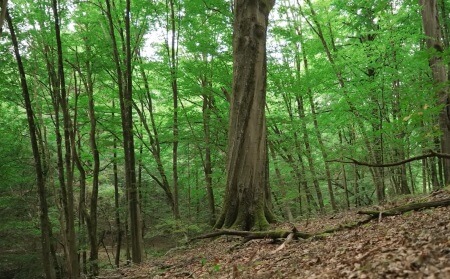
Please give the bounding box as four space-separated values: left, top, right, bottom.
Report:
328 150 450 167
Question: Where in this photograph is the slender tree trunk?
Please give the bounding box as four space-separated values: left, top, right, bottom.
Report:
167 0 181 220
51 0 79 275
75 150 88 275
286 7 336 210
71 72 88 276
124 0 144 263
270 133 317 214
68 43 101 276
339 131 350 209
295 95 324 211
104 0 143 263
391 63 410 195
422 157 428 193
201 76 216 225
85 48 100 276
134 59 178 217
269 143 294 222
302 0 385 202
6 9 56 279
112 114 122 267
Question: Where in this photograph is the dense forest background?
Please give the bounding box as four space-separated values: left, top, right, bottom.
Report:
1 0 449 278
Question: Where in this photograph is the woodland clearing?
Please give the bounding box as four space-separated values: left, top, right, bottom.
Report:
99 190 450 279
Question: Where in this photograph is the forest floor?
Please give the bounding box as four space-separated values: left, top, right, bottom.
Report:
99 190 450 279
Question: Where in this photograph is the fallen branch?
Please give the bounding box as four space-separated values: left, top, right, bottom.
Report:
320 216 374 234
357 198 450 217
191 197 450 243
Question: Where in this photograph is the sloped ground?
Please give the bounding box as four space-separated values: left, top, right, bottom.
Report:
100 190 450 278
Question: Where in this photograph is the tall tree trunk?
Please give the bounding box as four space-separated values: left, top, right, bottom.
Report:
438 0 450 79
113 136 122 267
420 0 450 185
269 143 294 222
201 75 216 225
302 0 385 202
6 9 56 279
71 72 88 276
71 43 101 275
85 44 101 276
295 94 324 211
338 131 350 209
215 0 276 230
112 100 122 267
124 0 144 263
104 0 144 263
286 6 335 210
391 51 410 195
51 0 79 276
167 0 181 220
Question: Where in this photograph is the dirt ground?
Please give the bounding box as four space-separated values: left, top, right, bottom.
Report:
99 190 450 278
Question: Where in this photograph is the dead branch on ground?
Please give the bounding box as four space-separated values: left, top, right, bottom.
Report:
191 198 450 243
357 198 450 217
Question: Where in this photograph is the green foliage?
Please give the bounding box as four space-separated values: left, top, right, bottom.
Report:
0 99 43 279
1 0 449 274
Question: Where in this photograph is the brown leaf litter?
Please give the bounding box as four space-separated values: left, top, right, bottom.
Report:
99 191 450 278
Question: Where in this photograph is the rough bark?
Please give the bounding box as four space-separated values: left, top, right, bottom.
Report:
215 0 276 231
419 0 450 185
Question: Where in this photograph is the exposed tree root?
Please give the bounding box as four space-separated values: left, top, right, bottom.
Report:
190 228 312 242
191 198 450 242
